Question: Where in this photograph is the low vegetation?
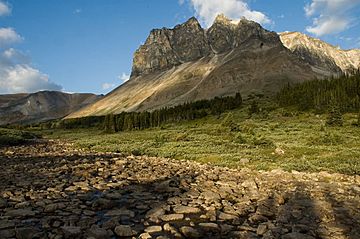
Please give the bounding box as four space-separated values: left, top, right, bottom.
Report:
44 104 360 175
0 128 40 146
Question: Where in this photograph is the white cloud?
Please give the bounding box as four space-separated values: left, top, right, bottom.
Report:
178 0 185 5
0 63 62 94
118 72 130 82
101 83 115 90
0 28 22 48
0 1 11 16
305 0 360 36
187 0 271 27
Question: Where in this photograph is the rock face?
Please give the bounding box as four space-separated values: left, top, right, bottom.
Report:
68 15 343 118
0 91 101 125
280 31 360 73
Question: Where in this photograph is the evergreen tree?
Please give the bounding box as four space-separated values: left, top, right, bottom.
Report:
248 100 260 116
326 104 343 127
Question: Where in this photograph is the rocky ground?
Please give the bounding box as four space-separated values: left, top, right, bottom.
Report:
0 141 359 239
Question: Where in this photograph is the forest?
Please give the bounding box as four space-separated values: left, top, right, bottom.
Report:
60 93 243 132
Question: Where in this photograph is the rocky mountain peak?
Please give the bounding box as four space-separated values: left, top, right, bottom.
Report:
280 31 360 73
131 16 284 77
213 14 233 25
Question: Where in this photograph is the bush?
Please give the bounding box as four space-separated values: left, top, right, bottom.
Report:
248 101 260 117
308 132 343 145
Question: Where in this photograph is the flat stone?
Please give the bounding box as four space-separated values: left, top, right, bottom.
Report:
0 229 15 238
144 226 162 234
198 222 220 231
15 227 41 239
0 220 15 230
5 209 36 218
0 198 7 208
180 226 202 238
105 208 135 217
218 212 239 221
87 225 109 239
145 207 165 218
202 190 221 202
173 205 201 214
281 232 315 239
257 224 267 235
61 226 82 238
160 214 184 221
114 225 137 237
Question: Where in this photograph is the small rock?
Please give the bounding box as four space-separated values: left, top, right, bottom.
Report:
0 198 7 208
114 225 137 237
257 224 267 235
87 225 109 239
275 147 285 155
5 209 36 218
139 233 152 239
281 232 315 239
144 226 162 234
180 226 202 238
160 214 184 221
61 226 82 238
15 227 41 239
105 208 135 217
145 207 165 218
198 223 220 231
173 205 200 214
218 212 239 221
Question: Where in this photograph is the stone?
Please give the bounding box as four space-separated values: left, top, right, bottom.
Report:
114 225 137 237
0 198 7 208
281 232 315 239
202 190 221 202
105 208 135 217
139 233 152 239
198 223 220 231
145 207 165 219
61 226 82 238
218 212 239 221
180 226 202 238
257 224 268 235
160 214 184 221
144 226 162 234
5 209 36 217
15 227 41 239
173 205 200 214
86 225 109 239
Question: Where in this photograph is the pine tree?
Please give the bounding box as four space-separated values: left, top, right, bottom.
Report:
326 104 343 127
248 100 259 116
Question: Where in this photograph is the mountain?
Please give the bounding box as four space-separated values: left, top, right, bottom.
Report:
0 91 101 125
68 15 351 118
280 31 360 74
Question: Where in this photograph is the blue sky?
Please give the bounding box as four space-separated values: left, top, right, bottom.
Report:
0 0 359 95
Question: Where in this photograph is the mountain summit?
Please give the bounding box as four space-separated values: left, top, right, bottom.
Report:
68 15 352 118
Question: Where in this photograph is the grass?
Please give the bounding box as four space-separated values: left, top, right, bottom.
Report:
42 106 360 175
0 128 40 146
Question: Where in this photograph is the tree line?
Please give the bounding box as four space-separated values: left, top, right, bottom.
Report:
60 93 243 132
276 72 360 113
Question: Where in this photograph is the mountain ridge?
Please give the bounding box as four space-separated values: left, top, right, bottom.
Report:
68 15 329 118
0 91 102 125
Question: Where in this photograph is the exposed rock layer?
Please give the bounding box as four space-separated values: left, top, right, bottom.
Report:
280 31 360 73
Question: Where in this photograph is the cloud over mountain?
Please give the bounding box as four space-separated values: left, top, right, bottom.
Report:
186 0 271 27
305 0 360 36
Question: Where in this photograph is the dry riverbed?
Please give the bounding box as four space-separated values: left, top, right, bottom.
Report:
0 140 359 239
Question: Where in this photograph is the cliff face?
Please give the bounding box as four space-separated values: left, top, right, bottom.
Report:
132 15 282 77
0 91 101 125
280 32 360 73
68 15 344 118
